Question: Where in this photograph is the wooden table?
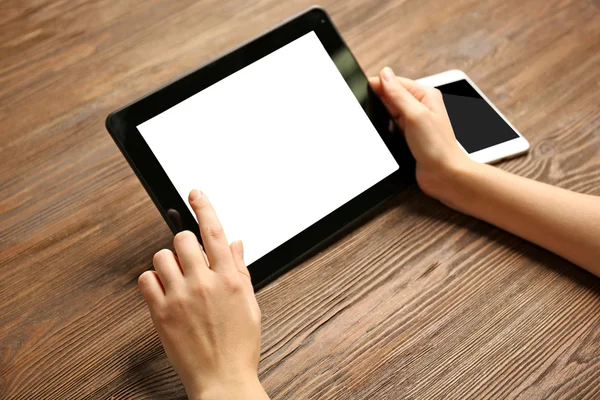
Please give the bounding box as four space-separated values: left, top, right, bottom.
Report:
2 0 599 398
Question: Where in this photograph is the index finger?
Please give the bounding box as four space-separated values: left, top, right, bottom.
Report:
188 190 234 272
371 75 431 103
368 76 382 94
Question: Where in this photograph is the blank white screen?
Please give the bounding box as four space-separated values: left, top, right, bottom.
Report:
137 31 399 266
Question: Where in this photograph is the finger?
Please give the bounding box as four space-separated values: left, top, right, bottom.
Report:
368 75 405 128
379 67 426 121
173 230 209 277
230 240 251 281
369 76 431 101
372 74 429 101
369 76 393 112
201 245 210 267
188 190 234 272
368 76 382 94
395 77 430 102
138 270 165 306
395 77 445 112
153 249 184 293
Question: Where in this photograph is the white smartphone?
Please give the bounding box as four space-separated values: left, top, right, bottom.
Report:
416 70 529 164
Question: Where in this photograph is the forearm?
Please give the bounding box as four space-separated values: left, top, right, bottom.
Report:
437 162 600 276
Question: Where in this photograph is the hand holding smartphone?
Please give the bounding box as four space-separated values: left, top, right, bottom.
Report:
416 70 529 164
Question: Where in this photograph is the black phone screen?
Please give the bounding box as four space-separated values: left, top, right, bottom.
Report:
437 80 519 153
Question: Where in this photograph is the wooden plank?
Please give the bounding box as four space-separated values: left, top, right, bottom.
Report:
1 0 599 398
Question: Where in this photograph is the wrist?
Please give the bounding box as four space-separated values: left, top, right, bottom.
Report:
418 158 481 210
186 374 268 400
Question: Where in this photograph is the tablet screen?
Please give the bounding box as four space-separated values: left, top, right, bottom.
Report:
137 31 399 266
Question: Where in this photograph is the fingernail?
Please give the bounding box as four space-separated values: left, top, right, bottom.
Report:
189 189 202 201
382 67 395 82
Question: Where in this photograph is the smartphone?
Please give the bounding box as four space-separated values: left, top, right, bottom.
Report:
416 70 529 164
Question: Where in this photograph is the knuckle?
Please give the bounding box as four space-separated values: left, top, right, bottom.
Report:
138 271 152 287
153 306 171 324
200 279 216 295
169 294 188 310
221 273 242 292
200 224 225 240
191 279 216 300
238 268 252 281
188 280 203 295
153 249 172 266
405 108 426 123
414 107 430 119
173 230 195 246
190 193 210 210
188 275 208 292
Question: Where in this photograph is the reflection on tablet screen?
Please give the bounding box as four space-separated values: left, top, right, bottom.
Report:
137 32 399 266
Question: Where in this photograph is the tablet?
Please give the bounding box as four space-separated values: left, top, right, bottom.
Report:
105 7 414 288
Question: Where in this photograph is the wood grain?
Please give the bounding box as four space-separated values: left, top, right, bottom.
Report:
1 0 599 398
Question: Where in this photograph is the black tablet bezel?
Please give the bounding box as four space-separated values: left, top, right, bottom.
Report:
106 7 415 289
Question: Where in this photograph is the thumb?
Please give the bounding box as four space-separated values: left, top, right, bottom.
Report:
379 67 424 123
